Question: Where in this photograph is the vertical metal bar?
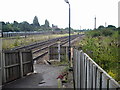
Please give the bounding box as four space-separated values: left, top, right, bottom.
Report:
19 51 23 77
68 3 71 67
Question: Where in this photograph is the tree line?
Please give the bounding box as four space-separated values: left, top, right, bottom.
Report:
0 16 60 32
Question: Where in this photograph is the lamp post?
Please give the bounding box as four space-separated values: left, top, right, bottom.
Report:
64 0 71 65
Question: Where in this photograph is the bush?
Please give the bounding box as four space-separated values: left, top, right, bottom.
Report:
79 28 119 81
102 29 113 36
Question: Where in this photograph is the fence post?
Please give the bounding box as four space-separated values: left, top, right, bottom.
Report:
80 50 84 88
73 49 76 89
75 49 78 88
58 41 61 62
31 50 34 73
0 38 2 90
87 58 90 88
19 51 23 77
92 65 97 89
2 52 6 83
77 51 81 88
84 55 87 89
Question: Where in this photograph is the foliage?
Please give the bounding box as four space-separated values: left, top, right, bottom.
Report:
78 28 120 81
33 16 40 27
0 16 53 32
107 25 116 29
2 34 70 50
40 19 51 30
86 28 114 37
45 19 49 28
98 25 105 29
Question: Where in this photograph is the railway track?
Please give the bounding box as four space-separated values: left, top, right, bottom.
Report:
12 34 83 62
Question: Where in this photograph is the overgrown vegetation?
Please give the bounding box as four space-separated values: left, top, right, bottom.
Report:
2 34 69 50
78 27 120 82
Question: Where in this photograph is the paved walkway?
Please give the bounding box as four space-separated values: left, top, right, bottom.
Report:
2 64 65 89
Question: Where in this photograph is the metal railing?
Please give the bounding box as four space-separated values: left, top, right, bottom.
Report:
2 31 69 38
73 49 120 89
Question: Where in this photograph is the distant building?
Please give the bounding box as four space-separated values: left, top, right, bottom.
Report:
52 24 58 30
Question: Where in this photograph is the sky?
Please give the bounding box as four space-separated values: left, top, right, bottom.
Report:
0 0 119 29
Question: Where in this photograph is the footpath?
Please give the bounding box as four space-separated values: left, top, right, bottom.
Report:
2 64 65 89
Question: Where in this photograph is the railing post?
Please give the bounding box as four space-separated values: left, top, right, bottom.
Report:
91 63 94 89
73 49 76 89
77 51 81 88
93 65 98 89
84 55 88 90
75 50 78 88
30 50 34 73
19 51 23 77
80 51 85 88
86 58 89 88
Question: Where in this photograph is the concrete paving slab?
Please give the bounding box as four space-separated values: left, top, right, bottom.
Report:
2 64 65 89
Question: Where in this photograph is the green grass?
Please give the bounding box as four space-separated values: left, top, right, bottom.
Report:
51 56 69 66
2 34 70 50
77 29 120 82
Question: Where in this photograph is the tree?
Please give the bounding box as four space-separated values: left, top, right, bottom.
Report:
13 21 18 26
13 21 20 32
98 25 105 29
19 21 32 31
45 19 49 28
3 23 14 32
107 25 116 29
33 16 40 27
